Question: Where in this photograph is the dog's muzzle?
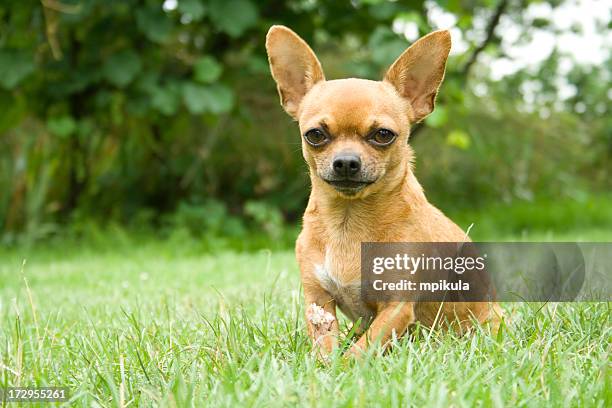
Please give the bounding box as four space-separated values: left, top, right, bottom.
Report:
323 178 374 195
321 152 376 195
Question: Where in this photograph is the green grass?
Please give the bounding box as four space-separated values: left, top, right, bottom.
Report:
447 194 612 241
1 204 611 406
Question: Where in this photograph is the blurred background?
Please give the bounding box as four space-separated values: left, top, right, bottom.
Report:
0 0 610 248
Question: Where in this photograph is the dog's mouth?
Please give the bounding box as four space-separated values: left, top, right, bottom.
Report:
323 179 374 195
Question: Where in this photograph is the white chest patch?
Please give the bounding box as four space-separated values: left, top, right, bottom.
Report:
313 248 375 324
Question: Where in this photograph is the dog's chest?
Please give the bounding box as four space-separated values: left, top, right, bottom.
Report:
313 247 375 323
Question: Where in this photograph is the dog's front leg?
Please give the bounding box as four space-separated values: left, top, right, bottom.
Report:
346 301 415 357
303 284 339 358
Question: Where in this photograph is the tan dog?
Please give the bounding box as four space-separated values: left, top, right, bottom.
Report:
265 25 502 357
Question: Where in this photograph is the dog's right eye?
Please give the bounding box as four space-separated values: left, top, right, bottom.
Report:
304 128 329 146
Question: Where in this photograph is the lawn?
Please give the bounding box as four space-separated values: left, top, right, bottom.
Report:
1 206 610 406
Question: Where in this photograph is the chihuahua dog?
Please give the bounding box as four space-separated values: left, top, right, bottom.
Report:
265 26 502 357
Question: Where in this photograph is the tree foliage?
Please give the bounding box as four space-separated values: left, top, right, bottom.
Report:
0 0 609 240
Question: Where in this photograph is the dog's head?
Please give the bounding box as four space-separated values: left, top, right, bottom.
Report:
265 26 451 198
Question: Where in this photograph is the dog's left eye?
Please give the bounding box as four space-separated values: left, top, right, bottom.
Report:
369 129 396 146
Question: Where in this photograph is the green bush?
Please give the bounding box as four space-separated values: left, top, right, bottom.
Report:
0 1 609 241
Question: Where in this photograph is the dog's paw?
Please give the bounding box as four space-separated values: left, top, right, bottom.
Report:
306 303 335 327
306 303 338 360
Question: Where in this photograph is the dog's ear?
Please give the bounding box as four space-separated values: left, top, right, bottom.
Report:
384 30 451 123
265 25 325 119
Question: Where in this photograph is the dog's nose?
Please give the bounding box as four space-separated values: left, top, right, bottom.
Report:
332 154 361 177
